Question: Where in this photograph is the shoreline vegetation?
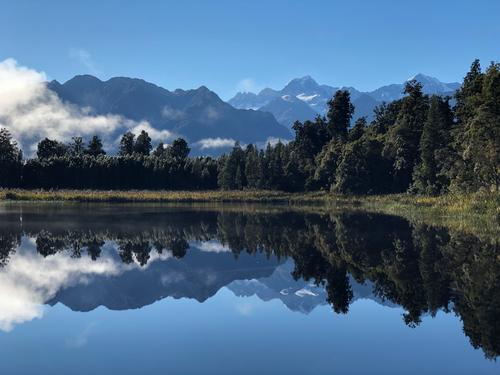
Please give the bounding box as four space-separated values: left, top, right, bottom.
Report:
1 189 498 239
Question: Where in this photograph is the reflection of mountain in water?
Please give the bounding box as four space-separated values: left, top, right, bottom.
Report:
228 260 396 314
49 247 282 312
0 204 498 359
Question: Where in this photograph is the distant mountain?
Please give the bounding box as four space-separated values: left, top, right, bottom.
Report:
227 260 397 314
259 95 319 128
48 75 291 154
369 74 460 102
49 247 282 312
228 74 460 129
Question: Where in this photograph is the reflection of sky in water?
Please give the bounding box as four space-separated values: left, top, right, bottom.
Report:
0 234 499 374
0 290 498 375
0 237 273 331
0 237 176 331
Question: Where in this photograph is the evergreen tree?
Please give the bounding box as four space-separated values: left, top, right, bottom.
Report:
153 142 166 157
326 90 354 140
412 96 453 194
134 130 152 155
348 117 367 142
0 128 22 187
167 138 190 161
119 132 135 156
383 80 428 192
313 139 344 190
244 145 261 189
87 135 106 156
37 138 67 159
218 142 245 189
372 101 403 134
333 139 388 194
460 64 500 191
69 137 85 156
283 151 305 192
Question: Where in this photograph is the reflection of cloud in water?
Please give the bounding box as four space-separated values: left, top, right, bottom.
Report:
235 301 256 316
0 237 171 332
66 321 97 348
193 240 231 253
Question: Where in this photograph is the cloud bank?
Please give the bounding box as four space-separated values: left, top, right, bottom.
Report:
0 237 174 332
0 58 170 155
195 137 236 150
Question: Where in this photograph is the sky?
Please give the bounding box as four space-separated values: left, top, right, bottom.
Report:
1 0 499 99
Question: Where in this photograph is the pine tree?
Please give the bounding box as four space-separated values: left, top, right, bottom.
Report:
326 90 354 140
69 137 85 156
153 142 166 157
134 130 152 155
449 60 500 192
0 128 22 187
36 138 67 159
412 96 453 194
87 135 106 156
461 63 500 191
244 145 261 189
167 138 190 162
119 132 135 156
218 142 245 190
383 80 428 192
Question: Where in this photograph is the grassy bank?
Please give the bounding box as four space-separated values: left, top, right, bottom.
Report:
342 192 499 240
1 189 498 238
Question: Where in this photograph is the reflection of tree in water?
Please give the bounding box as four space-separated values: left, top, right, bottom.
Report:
0 208 498 358
0 231 21 267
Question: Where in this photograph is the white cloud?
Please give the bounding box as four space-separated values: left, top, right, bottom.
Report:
162 106 185 121
195 137 236 150
0 237 175 332
194 241 231 253
130 122 174 143
294 288 319 297
204 106 220 122
69 48 101 76
236 78 262 93
0 58 168 155
257 137 290 149
296 93 319 102
0 240 122 332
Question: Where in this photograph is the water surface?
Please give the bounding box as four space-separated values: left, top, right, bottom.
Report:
0 203 498 374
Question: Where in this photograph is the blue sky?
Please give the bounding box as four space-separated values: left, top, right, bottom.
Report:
1 0 499 99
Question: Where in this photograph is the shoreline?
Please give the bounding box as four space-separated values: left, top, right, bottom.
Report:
1 189 498 239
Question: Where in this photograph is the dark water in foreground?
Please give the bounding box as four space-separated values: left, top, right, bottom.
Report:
0 203 498 374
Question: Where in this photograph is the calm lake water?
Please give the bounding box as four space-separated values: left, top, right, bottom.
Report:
0 203 498 374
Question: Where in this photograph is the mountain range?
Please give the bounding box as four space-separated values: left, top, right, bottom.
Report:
48 249 394 315
45 73 460 155
229 74 460 129
47 75 291 154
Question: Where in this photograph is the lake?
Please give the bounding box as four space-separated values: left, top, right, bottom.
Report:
0 203 498 374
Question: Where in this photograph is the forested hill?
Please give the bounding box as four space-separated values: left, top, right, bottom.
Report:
0 59 498 196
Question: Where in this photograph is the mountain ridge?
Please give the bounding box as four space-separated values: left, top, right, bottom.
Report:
47 75 291 154
229 74 460 128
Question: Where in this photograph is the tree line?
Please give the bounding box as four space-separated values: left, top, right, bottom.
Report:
0 60 498 194
219 60 499 194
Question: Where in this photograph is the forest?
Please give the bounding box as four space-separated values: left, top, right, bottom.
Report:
0 60 498 195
